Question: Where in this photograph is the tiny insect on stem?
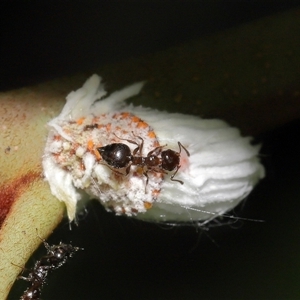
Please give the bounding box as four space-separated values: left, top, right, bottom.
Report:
15 235 83 300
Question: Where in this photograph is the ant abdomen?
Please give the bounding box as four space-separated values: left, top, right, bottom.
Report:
98 143 132 169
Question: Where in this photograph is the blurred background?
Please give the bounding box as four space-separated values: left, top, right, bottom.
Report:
3 2 300 299
1 1 299 90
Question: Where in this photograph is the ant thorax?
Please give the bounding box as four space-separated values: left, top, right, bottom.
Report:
45 112 165 217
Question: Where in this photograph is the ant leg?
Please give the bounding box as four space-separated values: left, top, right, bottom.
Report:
125 164 132 175
178 142 190 157
11 262 28 279
170 165 184 185
12 263 34 283
131 132 144 155
143 171 149 194
99 162 128 176
147 145 166 157
114 133 141 155
18 275 31 281
35 229 51 252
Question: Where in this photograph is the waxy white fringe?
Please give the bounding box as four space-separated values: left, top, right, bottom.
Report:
43 74 265 223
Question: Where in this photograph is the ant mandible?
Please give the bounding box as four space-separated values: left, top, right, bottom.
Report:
97 134 190 186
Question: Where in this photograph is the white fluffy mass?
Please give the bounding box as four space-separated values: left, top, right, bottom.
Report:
43 74 265 223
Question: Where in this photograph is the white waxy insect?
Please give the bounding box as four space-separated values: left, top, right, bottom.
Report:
42 74 265 224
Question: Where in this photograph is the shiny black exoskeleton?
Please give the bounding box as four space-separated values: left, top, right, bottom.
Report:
19 263 49 300
97 135 190 185
19 239 83 300
98 143 132 169
42 241 82 269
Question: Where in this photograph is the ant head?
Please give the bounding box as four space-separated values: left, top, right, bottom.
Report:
161 149 180 171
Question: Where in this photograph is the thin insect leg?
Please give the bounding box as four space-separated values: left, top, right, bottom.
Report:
142 167 164 194
11 262 25 272
113 133 141 154
35 229 46 241
18 275 30 281
15 266 35 282
91 177 102 195
125 163 132 175
13 264 31 282
143 170 149 194
35 229 58 255
142 167 166 194
147 145 166 157
178 141 190 157
170 165 184 184
99 162 128 175
147 167 168 192
35 229 51 252
131 132 144 155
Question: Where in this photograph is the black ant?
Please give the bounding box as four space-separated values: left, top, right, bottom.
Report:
40 241 83 269
97 134 190 186
19 262 49 300
16 238 83 300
